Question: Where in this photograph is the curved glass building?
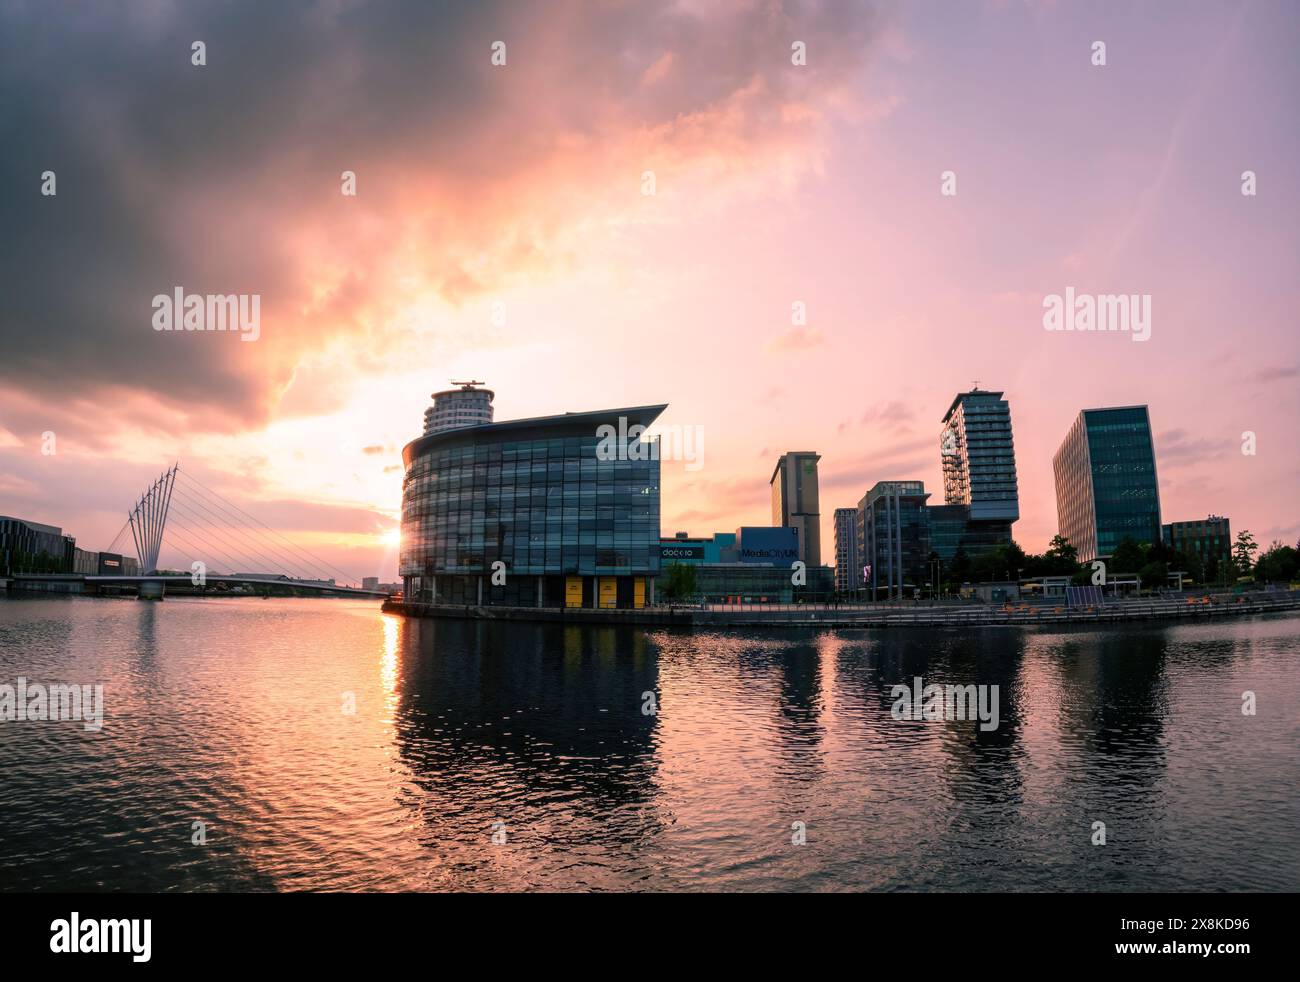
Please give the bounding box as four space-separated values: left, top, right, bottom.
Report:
400 404 665 608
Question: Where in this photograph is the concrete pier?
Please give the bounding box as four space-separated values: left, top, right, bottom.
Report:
138 580 166 600
383 590 1300 630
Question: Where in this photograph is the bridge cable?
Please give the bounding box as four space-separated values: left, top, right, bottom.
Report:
157 522 245 575
175 468 362 585
168 485 322 580
163 508 270 575
175 469 359 585
164 500 293 576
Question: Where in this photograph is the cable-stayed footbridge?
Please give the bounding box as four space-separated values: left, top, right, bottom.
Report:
85 463 389 599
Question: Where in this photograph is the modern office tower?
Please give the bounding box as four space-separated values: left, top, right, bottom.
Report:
1163 516 1232 568
422 380 494 436
400 402 664 609
940 388 1019 523
1053 406 1162 563
834 507 860 594
857 481 930 600
770 452 821 566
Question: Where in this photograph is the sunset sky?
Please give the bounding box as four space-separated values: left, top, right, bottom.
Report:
2 0 1297 582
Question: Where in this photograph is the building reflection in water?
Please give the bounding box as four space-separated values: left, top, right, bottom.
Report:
390 618 662 888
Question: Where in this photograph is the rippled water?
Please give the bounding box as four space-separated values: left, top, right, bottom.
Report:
1 595 1297 892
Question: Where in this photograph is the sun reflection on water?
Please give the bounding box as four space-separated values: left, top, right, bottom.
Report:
380 613 400 706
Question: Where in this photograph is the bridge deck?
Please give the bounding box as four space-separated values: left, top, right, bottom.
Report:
7 573 388 598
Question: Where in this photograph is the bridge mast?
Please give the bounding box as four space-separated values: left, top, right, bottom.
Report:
128 463 177 575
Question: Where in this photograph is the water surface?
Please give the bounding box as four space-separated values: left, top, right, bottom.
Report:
1 596 1297 891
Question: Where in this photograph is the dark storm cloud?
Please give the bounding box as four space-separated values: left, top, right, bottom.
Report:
0 0 501 421
1 0 883 437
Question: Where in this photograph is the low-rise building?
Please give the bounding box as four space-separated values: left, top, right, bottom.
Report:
659 527 831 602
1162 515 1231 570
0 516 76 574
855 482 1015 599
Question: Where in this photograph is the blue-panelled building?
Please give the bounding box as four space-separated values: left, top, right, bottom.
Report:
1053 406 1162 563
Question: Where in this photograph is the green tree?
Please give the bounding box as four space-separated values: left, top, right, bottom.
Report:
1139 560 1168 591
1146 540 1201 585
1110 537 1147 574
660 562 698 601
967 541 1029 583
1039 534 1081 577
1233 529 1258 577
950 546 971 585
1255 542 1299 583
1046 534 1078 562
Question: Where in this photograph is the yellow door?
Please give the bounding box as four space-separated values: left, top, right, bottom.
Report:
633 578 646 609
565 576 583 608
598 577 618 609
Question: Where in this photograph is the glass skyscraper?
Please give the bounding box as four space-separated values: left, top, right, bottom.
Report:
1053 406 1162 563
400 404 664 608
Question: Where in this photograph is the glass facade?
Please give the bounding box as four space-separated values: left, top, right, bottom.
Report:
926 504 1012 565
1053 406 1161 563
400 406 663 608
857 482 930 599
693 563 834 603
854 485 1015 598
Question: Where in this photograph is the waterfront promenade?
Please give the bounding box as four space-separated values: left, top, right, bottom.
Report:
384 588 1300 629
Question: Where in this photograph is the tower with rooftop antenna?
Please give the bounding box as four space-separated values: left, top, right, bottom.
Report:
422 380 494 436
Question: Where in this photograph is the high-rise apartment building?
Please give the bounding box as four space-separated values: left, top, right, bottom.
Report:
833 507 859 594
770 452 821 567
1053 406 1161 563
940 389 1019 523
422 380 494 436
